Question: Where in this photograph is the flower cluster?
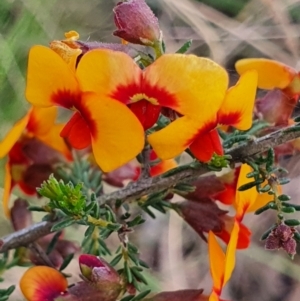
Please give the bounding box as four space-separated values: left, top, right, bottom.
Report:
1 1 300 301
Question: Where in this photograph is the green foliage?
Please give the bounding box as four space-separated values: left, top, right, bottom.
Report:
38 175 86 216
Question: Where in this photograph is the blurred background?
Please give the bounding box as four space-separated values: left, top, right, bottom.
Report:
1 0 300 300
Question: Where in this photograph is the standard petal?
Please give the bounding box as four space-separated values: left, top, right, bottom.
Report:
223 221 239 286
76 49 141 102
144 54 228 119
208 231 225 293
27 106 57 136
78 93 144 172
235 58 296 90
218 70 258 130
0 111 30 158
189 129 223 162
26 45 81 108
148 116 205 160
3 162 12 218
20 266 68 301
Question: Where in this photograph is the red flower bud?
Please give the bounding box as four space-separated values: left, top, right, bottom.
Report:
113 0 161 46
78 255 122 301
79 254 121 285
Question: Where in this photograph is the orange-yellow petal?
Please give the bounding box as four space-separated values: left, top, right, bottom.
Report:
20 266 68 301
148 116 206 160
223 221 239 286
235 58 296 90
3 162 12 218
208 231 225 292
150 159 177 176
27 107 57 137
37 124 72 160
144 54 229 119
234 164 258 221
76 49 141 100
78 93 144 172
218 70 258 130
26 45 81 108
189 129 223 162
0 111 31 158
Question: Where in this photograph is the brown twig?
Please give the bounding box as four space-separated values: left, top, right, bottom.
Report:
0 221 55 253
1 124 300 253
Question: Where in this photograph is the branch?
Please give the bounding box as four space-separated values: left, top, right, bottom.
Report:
0 221 55 253
98 124 300 204
1 124 300 253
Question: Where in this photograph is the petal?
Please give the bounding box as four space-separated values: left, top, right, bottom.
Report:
218 70 258 130
256 89 296 126
150 159 177 176
150 153 177 177
78 93 144 172
223 221 239 286
60 112 91 149
76 49 141 102
3 162 12 218
20 266 68 301
128 100 161 130
235 58 296 90
27 107 57 136
215 169 239 205
26 45 81 108
208 231 225 292
0 111 30 159
234 164 258 221
189 129 223 162
144 54 229 119
37 124 72 160
148 116 205 160
217 215 251 249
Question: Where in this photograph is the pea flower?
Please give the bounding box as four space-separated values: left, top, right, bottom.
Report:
236 58 300 126
113 0 162 46
67 49 234 161
0 107 70 217
148 70 258 162
25 46 144 172
215 164 277 219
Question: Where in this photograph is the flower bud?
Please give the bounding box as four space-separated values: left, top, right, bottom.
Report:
113 0 161 46
78 255 122 301
79 254 121 285
10 199 33 231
